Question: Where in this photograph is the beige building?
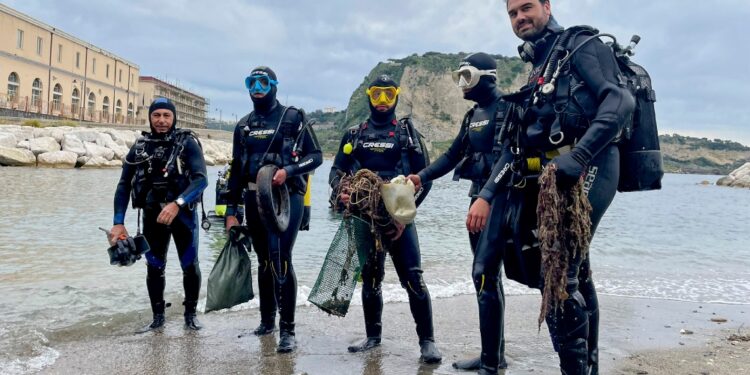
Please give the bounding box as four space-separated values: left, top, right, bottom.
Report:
0 4 140 124
138 76 207 129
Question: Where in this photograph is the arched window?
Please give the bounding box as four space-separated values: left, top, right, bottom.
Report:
71 88 80 115
7 72 19 101
127 102 134 118
31 78 43 106
102 96 110 121
115 99 122 114
87 92 96 116
52 84 63 111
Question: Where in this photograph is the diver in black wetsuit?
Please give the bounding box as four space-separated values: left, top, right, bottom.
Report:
111 98 208 333
478 1 635 374
329 74 442 364
224 66 322 353
407 52 509 372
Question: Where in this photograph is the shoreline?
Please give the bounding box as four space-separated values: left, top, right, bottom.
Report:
36 294 749 374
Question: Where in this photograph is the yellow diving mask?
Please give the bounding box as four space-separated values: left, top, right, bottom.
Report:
366 86 400 107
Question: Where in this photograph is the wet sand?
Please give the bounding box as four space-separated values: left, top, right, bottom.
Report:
41 294 748 374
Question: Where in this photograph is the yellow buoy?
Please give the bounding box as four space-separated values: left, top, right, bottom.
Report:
343 143 353 155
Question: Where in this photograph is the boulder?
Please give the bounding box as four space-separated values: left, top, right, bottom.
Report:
69 130 105 144
2 126 33 142
62 135 87 156
16 140 30 150
29 137 61 155
104 129 137 148
81 156 120 168
109 144 130 160
32 128 52 138
0 146 36 166
0 132 17 148
717 162 750 189
48 127 68 143
84 142 115 161
37 151 78 168
204 155 216 166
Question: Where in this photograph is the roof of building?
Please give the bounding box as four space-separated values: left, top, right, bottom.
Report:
140 76 206 102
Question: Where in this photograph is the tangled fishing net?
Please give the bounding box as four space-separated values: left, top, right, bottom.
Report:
536 164 592 328
334 169 398 252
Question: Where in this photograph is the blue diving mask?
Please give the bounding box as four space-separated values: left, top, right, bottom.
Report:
245 74 278 95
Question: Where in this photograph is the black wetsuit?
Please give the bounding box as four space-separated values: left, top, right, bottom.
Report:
417 90 510 370
226 100 322 336
481 17 635 374
113 128 208 317
329 114 436 345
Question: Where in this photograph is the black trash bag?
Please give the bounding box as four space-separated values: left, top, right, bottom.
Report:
205 226 254 313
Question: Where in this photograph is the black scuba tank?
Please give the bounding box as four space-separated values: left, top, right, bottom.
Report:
615 52 663 192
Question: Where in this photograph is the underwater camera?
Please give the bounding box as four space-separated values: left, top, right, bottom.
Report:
99 228 151 266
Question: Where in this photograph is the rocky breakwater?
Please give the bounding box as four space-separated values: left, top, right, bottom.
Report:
716 162 750 188
0 125 232 168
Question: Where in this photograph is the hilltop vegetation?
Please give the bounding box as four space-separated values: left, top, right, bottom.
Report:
307 53 749 174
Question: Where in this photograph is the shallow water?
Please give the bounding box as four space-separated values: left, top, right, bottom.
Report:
0 160 748 372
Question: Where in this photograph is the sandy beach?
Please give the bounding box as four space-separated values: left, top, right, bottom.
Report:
38 294 748 374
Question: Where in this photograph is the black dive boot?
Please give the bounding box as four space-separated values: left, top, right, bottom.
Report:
183 300 203 330
347 337 381 353
419 339 442 364
453 355 508 371
559 339 589 375
136 300 166 334
347 321 382 352
254 260 277 336
276 321 296 353
349 282 383 353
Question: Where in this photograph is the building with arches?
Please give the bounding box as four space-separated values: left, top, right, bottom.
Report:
0 3 140 124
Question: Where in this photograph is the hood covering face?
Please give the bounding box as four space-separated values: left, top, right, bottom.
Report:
367 74 399 125
458 52 498 104
148 97 177 137
248 66 279 114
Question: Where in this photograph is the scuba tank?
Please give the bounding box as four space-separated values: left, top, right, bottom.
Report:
613 35 663 192
300 174 313 231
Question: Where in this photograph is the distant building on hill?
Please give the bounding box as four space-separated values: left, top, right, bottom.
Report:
138 77 208 128
0 3 140 124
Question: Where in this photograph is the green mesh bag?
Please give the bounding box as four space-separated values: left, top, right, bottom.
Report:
308 215 373 316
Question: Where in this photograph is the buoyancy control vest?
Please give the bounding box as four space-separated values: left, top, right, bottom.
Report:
129 129 200 209
238 105 311 194
344 117 429 180
500 25 662 192
452 99 508 183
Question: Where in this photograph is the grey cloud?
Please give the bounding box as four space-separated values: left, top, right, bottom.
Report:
5 0 750 144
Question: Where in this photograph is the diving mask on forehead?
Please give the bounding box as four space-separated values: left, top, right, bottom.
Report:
366 86 400 107
451 66 497 89
245 73 278 95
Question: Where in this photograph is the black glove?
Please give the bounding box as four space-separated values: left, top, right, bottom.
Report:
552 149 589 189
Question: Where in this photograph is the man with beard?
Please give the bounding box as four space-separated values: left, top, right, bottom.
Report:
480 1 635 373
329 74 442 364
111 97 208 333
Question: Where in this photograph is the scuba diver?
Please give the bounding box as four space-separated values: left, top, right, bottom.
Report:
110 97 208 332
477 1 636 374
407 52 509 372
224 66 322 353
329 74 442 364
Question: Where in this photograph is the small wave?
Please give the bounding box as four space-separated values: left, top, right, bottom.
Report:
0 330 60 375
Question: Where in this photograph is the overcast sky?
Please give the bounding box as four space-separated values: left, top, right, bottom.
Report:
6 0 749 144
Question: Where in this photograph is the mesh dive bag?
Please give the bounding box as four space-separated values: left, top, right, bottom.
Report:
308 215 373 316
